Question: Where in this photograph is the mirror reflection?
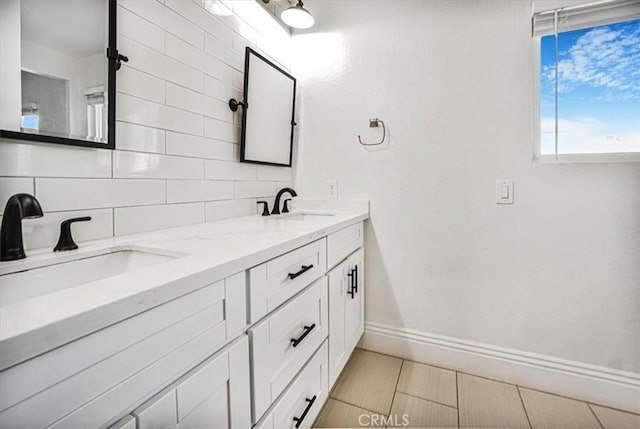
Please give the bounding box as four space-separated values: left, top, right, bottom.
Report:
0 0 109 144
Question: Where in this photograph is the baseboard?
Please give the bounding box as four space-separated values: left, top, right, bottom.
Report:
361 322 640 414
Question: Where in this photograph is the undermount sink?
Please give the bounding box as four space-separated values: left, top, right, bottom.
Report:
0 247 181 306
270 212 336 221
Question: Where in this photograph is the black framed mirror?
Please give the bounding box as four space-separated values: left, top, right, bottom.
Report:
0 0 123 150
233 47 296 167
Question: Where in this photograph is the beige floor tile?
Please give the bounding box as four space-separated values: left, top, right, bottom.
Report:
590 404 640 429
458 373 530 428
389 392 458 428
519 388 601 429
397 360 458 407
313 398 383 428
331 349 403 415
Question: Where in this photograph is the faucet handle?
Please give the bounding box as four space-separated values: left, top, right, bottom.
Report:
283 199 292 213
257 201 270 217
53 217 91 252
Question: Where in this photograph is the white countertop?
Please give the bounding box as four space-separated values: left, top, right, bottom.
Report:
0 199 368 371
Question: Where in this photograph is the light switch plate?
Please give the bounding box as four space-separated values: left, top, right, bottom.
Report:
496 180 514 204
327 179 338 200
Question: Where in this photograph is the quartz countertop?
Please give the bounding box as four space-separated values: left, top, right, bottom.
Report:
0 199 369 371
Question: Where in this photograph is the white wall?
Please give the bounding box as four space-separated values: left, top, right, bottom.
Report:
293 0 640 374
0 0 294 250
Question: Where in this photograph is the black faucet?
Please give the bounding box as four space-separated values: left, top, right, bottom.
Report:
54 217 92 252
272 187 297 215
1 193 44 261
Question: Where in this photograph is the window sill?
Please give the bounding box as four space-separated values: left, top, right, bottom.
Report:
534 153 640 164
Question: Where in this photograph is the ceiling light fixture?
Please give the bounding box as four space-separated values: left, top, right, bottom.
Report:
281 0 314 29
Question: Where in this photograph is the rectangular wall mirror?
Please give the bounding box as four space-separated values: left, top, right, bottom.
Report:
0 0 119 149
239 47 296 167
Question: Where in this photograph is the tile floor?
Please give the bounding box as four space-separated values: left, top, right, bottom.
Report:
313 349 640 429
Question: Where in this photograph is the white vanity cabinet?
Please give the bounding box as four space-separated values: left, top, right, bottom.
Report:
328 248 365 386
132 336 251 429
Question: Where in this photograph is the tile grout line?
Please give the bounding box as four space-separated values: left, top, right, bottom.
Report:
393 390 458 410
329 397 385 418
516 386 533 429
456 371 460 429
387 359 404 418
587 403 606 429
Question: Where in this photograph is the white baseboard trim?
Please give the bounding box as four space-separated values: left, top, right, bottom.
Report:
361 322 640 414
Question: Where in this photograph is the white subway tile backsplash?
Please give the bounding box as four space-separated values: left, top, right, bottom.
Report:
114 151 204 180
118 5 165 53
119 0 204 48
165 33 225 81
116 122 166 154
204 117 239 143
234 181 276 199
35 178 165 212
117 66 166 104
166 82 232 122
114 202 205 235
167 180 233 203
117 93 204 136
165 0 233 46
205 33 243 70
0 0 292 248
22 209 113 251
166 132 235 160
205 159 256 181
203 74 242 103
0 142 111 178
118 36 204 92
257 165 293 182
205 198 257 222
0 178 34 205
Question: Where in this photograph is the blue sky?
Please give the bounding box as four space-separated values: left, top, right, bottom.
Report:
540 20 640 154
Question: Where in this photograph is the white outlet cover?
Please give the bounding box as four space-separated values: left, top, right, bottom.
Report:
496 180 514 204
327 179 338 200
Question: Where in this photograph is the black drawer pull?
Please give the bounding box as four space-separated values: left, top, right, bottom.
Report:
288 264 314 280
291 323 316 348
353 265 358 294
347 270 355 299
293 395 317 428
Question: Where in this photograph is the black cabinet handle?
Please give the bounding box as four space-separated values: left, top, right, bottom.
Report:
353 265 358 294
290 324 316 348
347 270 355 299
293 395 317 428
288 264 314 280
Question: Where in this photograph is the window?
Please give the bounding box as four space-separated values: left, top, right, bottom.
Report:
534 1 640 159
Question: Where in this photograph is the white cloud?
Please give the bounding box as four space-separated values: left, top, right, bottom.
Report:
543 21 640 99
541 116 640 154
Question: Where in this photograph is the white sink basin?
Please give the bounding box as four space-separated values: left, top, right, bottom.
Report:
0 248 180 306
270 212 336 221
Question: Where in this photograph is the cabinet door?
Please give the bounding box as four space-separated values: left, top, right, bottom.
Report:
345 249 365 354
328 260 348 387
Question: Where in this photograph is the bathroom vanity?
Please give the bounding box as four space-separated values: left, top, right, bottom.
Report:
0 201 368 429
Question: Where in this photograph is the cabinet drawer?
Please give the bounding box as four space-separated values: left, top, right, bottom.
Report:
256 341 329 429
327 222 363 269
249 239 327 323
0 272 247 429
133 390 177 429
250 278 328 422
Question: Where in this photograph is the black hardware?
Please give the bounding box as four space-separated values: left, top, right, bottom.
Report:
0 194 43 261
228 98 246 112
107 48 129 70
353 265 358 294
290 324 316 348
293 395 317 428
257 201 270 217
272 187 297 215
283 199 292 213
288 264 313 280
0 0 119 150
53 217 92 252
347 269 355 299
239 47 297 167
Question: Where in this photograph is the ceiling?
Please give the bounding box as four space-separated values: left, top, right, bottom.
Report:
21 0 107 59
